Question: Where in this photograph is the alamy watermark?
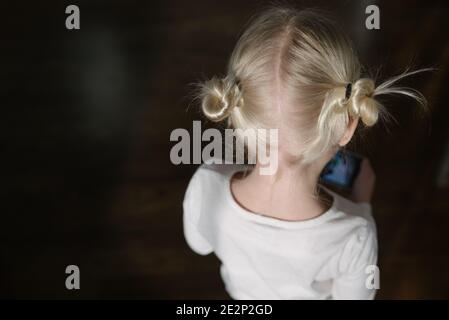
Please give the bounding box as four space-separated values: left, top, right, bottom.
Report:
65 265 80 290
64 4 379 31
65 5 80 30
365 5 380 30
170 121 279 175
365 265 380 290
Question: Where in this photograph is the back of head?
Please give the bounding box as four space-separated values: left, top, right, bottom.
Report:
198 6 427 164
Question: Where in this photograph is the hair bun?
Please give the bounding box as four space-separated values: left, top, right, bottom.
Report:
199 76 244 122
350 78 380 126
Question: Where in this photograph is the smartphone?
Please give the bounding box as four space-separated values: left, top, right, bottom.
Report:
320 150 362 189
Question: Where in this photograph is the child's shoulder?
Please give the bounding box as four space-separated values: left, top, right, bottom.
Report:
326 189 376 235
184 163 247 204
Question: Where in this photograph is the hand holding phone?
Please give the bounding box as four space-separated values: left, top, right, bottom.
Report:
320 151 376 203
349 158 376 203
320 150 362 189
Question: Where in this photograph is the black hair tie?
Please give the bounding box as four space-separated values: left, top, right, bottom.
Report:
345 83 352 100
235 78 242 91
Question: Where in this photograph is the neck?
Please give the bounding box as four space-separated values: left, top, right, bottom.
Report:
252 161 321 195
235 157 331 221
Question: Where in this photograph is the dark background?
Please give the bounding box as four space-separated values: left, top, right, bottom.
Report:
1 0 449 299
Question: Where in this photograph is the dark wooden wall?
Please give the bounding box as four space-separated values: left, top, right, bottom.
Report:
1 0 449 298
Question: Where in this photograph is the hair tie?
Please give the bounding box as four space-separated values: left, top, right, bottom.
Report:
345 83 352 100
232 77 243 108
234 77 242 91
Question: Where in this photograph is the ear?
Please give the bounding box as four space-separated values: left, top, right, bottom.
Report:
339 116 359 146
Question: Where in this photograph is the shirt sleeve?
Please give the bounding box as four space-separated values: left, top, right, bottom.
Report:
182 170 213 255
332 223 378 300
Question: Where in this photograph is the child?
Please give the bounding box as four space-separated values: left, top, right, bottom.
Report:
183 7 426 299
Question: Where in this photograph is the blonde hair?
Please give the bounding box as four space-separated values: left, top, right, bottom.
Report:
197 7 427 164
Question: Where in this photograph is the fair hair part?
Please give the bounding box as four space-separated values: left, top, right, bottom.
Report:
195 7 429 220
197 7 428 168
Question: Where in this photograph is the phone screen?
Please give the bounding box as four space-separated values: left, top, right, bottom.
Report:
320 150 362 189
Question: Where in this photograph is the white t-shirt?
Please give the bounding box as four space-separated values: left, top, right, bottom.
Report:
183 163 378 300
